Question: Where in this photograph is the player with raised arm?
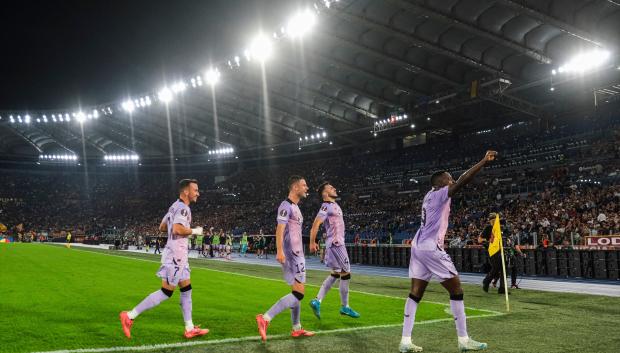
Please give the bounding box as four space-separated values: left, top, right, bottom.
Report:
399 151 497 353
256 175 314 342
119 179 209 340
309 182 360 319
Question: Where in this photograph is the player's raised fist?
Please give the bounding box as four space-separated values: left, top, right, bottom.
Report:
276 251 286 264
484 150 498 162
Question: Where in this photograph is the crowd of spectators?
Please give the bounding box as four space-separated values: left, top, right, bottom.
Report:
1 113 618 249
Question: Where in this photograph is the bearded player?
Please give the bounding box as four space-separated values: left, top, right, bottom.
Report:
309 182 360 319
399 151 497 352
119 179 209 340
256 175 314 341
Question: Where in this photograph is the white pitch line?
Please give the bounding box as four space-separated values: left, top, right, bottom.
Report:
44 243 503 316
32 313 503 353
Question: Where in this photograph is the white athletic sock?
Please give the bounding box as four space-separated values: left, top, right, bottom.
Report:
185 320 194 331
458 336 470 345
400 336 412 345
127 309 138 320
263 313 272 322
292 323 302 331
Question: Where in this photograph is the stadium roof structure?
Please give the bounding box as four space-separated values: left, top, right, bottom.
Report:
1 0 619 163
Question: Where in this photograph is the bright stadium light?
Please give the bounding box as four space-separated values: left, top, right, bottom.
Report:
248 34 273 62
286 9 317 38
122 100 135 113
205 68 221 86
557 49 611 74
171 81 187 93
24 115 31 124
76 111 86 123
158 87 173 103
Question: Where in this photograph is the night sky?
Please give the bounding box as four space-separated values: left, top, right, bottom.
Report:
0 0 305 111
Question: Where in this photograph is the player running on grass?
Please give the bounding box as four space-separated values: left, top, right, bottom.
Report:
399 151 497 353
119 179 209 340
309 182 360 319
256 175 314 342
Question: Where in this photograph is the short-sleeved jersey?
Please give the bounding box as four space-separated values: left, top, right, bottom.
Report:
161 199 191 266
413 186 451 250
195 234 204 245
316 201 345 247
277 198 304 256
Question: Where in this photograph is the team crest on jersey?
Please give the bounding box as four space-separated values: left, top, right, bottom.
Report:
321 206 328 212
181 209 188 217
279 209 288 217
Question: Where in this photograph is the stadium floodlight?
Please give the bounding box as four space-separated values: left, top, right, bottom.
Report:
158 87 173 103
145 96 152 106
248 34 273 62
322 131 327 138
122 100 135 113
36 118 41 123
171 81 187 93
205 68 221 86
558 49 611 74
234 56 240 66
76 111 86 123
550 87 555 91
93 109 99 118
411 124 415 129
24 115 31 124
17 116 22 123
286 9 317 39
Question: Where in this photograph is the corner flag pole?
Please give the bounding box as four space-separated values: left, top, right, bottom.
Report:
498 224 510 312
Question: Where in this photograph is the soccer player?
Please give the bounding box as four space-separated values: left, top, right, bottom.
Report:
119 179 209 340
65 231 71 249
309 182 360 319
196 232 204 257
399 151 497 353
224 232 232 260
240 232 249 257
256 176 314 341
154 237 162 255
212 231 220 258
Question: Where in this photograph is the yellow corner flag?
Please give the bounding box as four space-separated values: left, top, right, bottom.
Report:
489 214 510 311
488 215 502 256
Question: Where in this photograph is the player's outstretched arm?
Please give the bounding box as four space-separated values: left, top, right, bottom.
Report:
309 217 324 254
275 223 286 264
448 150 497 197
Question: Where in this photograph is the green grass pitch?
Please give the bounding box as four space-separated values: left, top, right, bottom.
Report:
0 243 618 353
